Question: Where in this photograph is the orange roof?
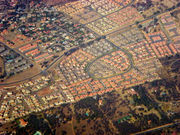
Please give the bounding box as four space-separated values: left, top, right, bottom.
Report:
19 119 28 127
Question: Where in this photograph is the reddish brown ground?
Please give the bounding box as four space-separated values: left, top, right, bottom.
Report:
43 0 78 6
37 87 53 97
0 56 4 76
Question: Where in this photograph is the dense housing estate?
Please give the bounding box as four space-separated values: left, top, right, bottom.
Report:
0 0 180 134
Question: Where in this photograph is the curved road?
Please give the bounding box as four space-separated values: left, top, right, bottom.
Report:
0 0 177 86
0 53 65 86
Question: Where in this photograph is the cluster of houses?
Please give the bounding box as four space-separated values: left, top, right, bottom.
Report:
0 43 30 78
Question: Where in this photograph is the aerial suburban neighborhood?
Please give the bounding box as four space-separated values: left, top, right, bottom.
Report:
0 0 180 135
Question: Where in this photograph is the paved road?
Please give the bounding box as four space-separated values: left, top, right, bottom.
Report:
131 121 180 135
0 0 178 86
85 39 134 80
0 52 65 86
83 0 135 26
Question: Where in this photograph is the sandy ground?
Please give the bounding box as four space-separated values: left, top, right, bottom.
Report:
0 63 40 84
